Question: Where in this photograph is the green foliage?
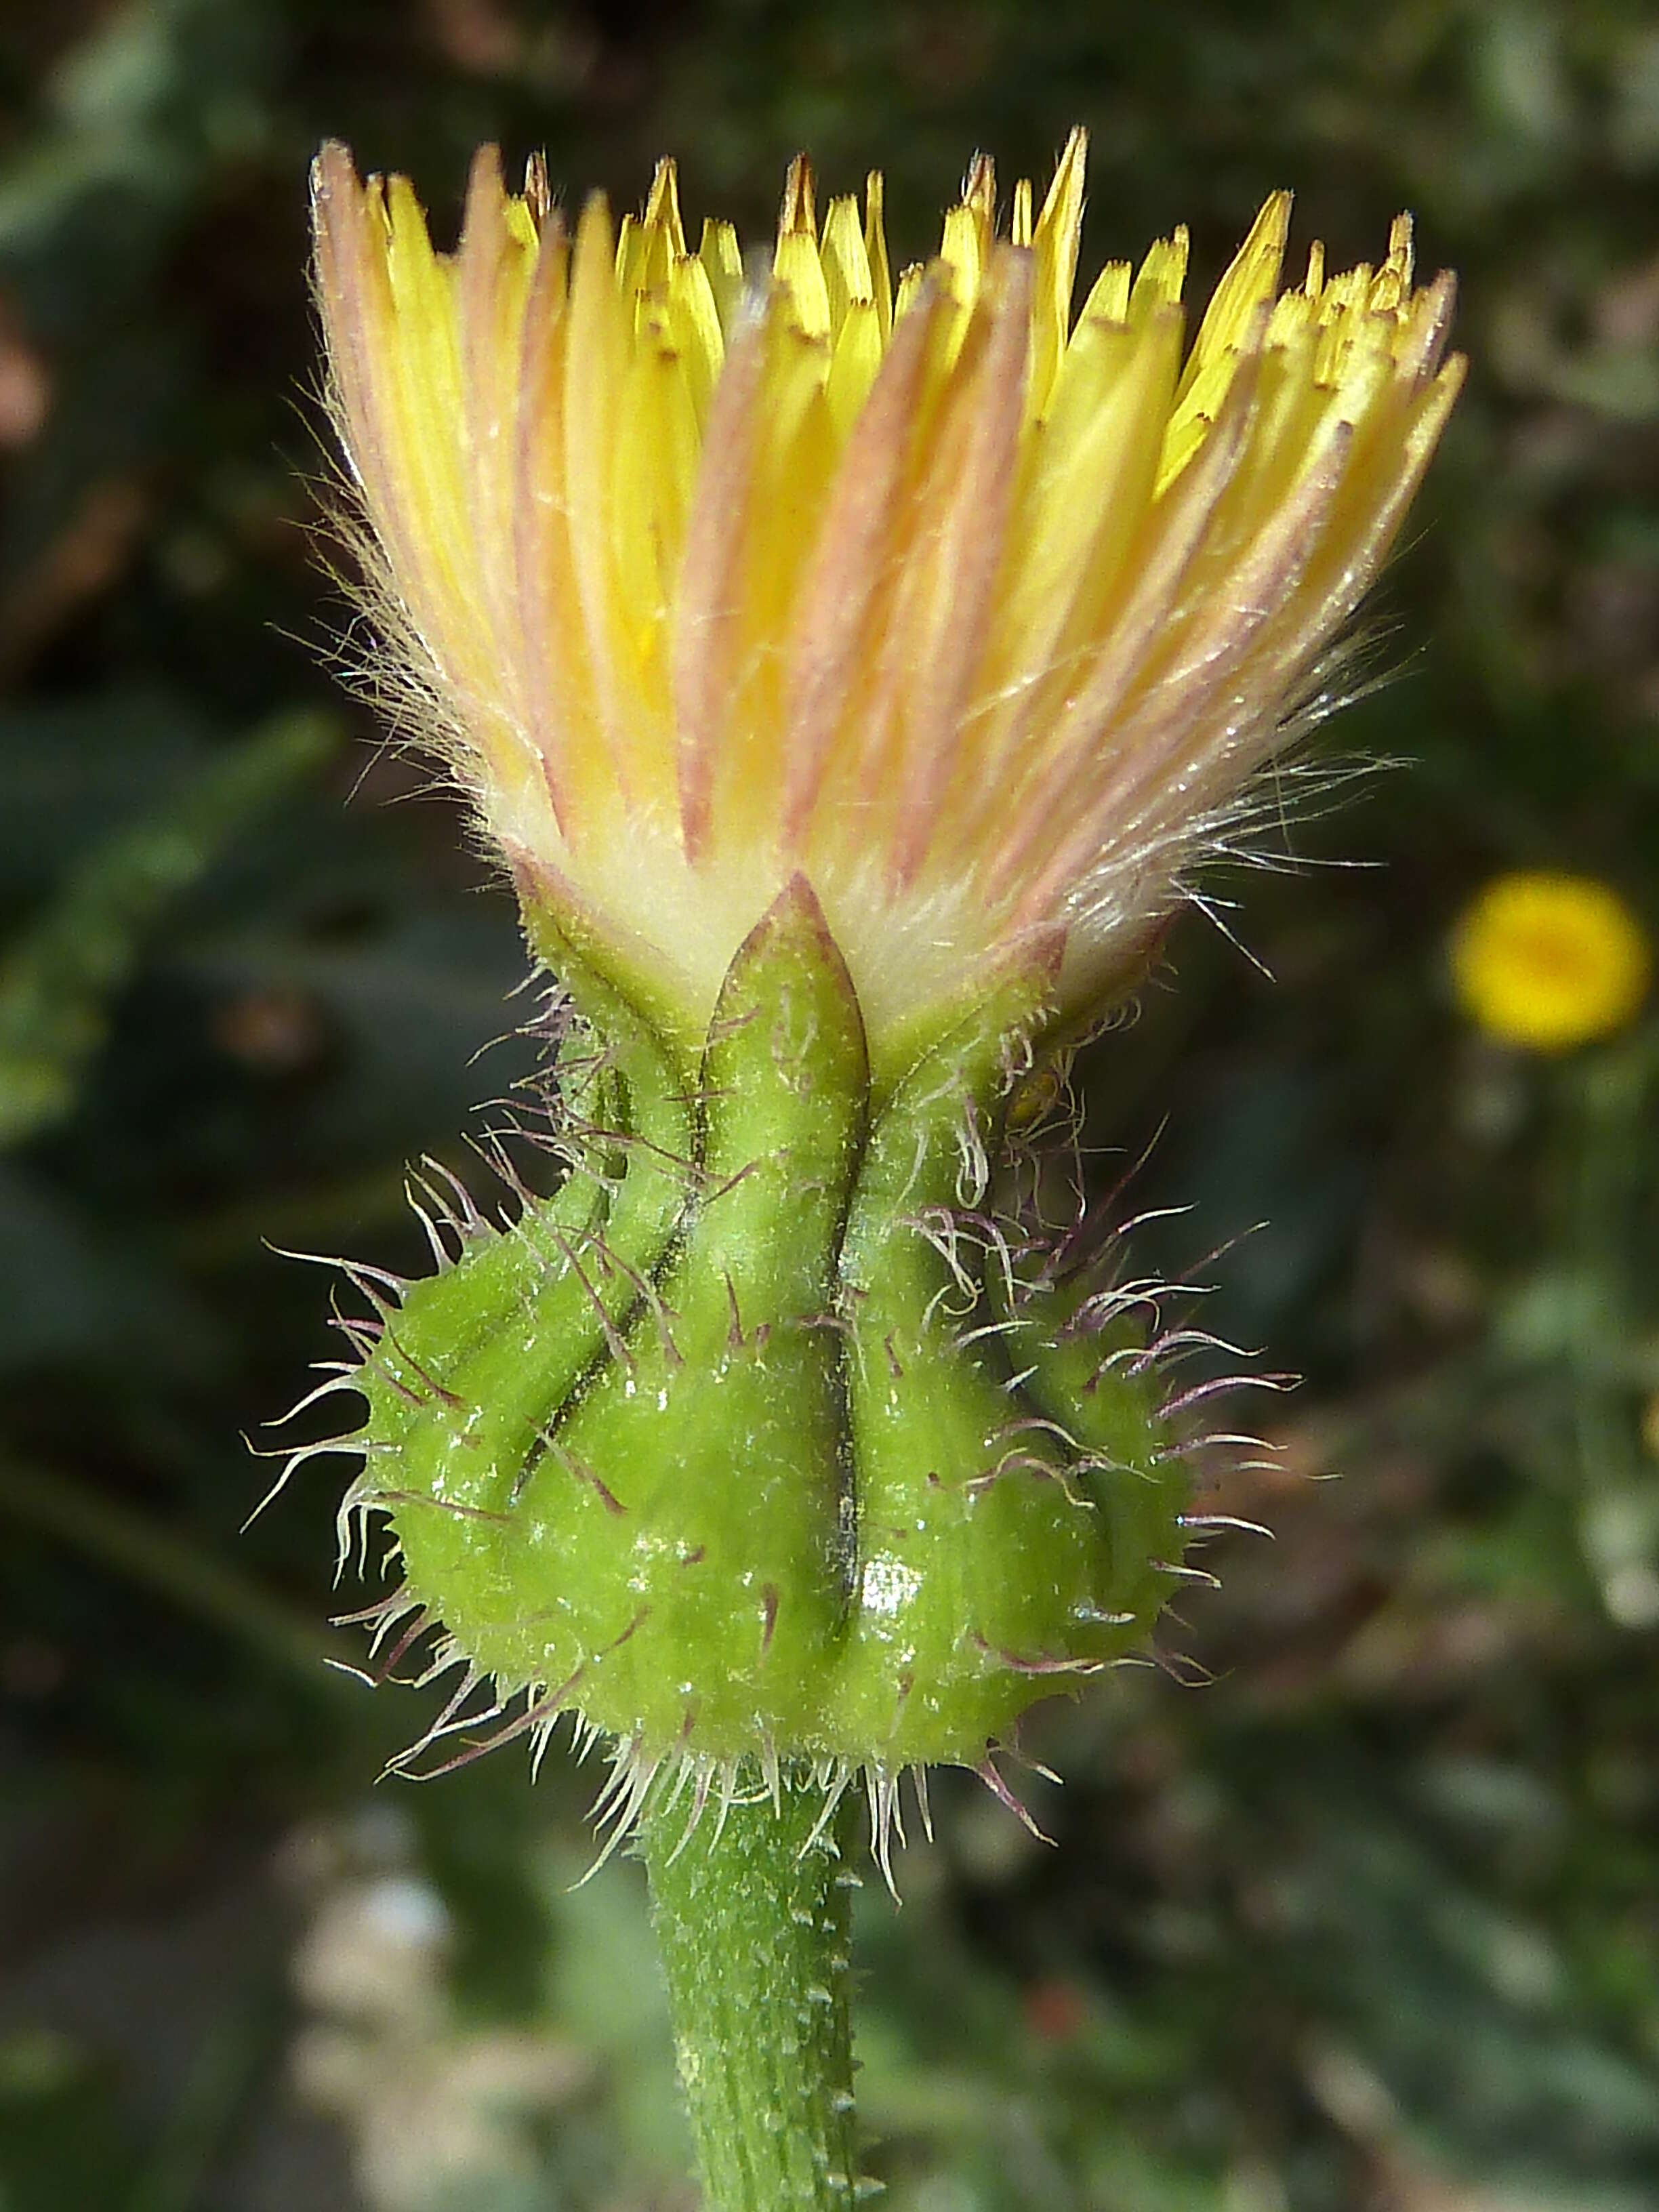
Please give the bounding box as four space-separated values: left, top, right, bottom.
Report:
0 710 334 1144
0 2 1655 2209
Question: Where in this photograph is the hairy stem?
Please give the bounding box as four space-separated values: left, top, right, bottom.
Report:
639 1774 861 2212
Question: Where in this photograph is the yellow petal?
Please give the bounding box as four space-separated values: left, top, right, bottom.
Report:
312 134 1463 1066
1029 126 1088 417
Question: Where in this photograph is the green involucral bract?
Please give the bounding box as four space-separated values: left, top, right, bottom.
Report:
338 877 1187 1784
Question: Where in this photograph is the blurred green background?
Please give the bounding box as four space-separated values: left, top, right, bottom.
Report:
1 1 1657 2206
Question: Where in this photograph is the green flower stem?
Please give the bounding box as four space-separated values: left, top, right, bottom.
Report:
639 1774 861 2212
324 879 1185 2202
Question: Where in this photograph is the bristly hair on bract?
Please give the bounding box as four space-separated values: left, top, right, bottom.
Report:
258 970 1282 1892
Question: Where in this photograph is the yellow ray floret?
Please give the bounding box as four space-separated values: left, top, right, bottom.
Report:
312 131 1464 1070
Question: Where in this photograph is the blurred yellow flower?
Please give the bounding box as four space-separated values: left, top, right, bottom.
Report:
312 133 1462 1075
1452 872 1651 1052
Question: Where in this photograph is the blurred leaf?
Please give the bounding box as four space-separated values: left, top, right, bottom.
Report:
0 710 335 1146
0 2029 138 2210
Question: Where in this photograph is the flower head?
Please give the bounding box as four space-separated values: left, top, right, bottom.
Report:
312 134 1462 1076
296 138 1465 1862
1452 871 1651 1052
